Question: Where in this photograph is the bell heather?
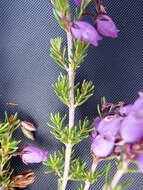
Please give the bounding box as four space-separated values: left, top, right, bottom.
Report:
71 20 102 46
21 146 48 165
95 14 119 38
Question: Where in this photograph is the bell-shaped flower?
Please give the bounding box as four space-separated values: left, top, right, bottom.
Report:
120 113 143 143
20 146 48 165
71 20 102 46
95 14 119 38
91 132 115 158
97 115 122 136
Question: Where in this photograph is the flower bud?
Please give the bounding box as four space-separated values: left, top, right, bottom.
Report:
71 20 102 46
20 121 36 131
21 146 48 164
95 15 119 38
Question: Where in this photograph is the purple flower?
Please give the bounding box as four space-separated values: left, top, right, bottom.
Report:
97 115 122 136
21 146 48 164
74 0 81 7
132 92 143 113
91 132 115 157
119 104 133 116
120 113 143 143
95 15 119 38
90 117 101 139
136 153 143 172
71 20 102 46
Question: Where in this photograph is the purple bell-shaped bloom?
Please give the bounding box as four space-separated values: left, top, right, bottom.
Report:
91 132 115 158
136 153 143 172
90 117 101 139
95 15 119 38
120 113 143 143
74 0 81 7
71 20 102 46
97 115 122 136
21 146 48 164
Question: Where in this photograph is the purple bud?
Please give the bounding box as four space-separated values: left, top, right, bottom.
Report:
90 117 101 139
136 153 143 172
120 114 143 143
97 115 122 136
74 0 81 7
21 146 48 164
91 132 115 158
95 15 119 38
71 20 102 46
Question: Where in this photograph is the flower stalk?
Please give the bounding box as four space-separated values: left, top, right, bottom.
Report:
83 158 99 190
109 162 128 190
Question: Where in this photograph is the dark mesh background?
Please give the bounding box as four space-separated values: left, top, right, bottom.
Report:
0 0 143 189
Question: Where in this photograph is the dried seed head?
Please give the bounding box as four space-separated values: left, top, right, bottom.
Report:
10 170 35 188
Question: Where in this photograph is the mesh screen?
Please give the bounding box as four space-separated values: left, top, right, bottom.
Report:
0 0 143 189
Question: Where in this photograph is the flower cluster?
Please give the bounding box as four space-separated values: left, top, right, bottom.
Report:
72 0 119 46
91 92 143 172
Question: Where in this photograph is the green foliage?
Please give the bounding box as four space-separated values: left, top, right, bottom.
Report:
70 157 106 183
69 158 87 181
50 38 69 70
53 73 70 105
86 166 107 185
70 39 89 70
77 184 84 190
44 147 65 177
53 0 70 30
49 113 68 143
75 80 94 106
75 0 92 20
69 118 91 144
49 113 91 144
0 112 21 188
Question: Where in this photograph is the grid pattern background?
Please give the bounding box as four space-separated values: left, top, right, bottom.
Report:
0 0 143 189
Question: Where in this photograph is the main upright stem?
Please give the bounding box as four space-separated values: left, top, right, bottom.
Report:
61 6 75 189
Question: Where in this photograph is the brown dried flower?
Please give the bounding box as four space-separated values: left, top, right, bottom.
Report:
10 170 35 188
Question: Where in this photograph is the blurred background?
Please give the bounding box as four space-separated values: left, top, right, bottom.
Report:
0 0 143 189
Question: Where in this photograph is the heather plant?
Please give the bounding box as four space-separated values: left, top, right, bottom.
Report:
0 112 39 190
3 0 143 190
43 0 143 189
